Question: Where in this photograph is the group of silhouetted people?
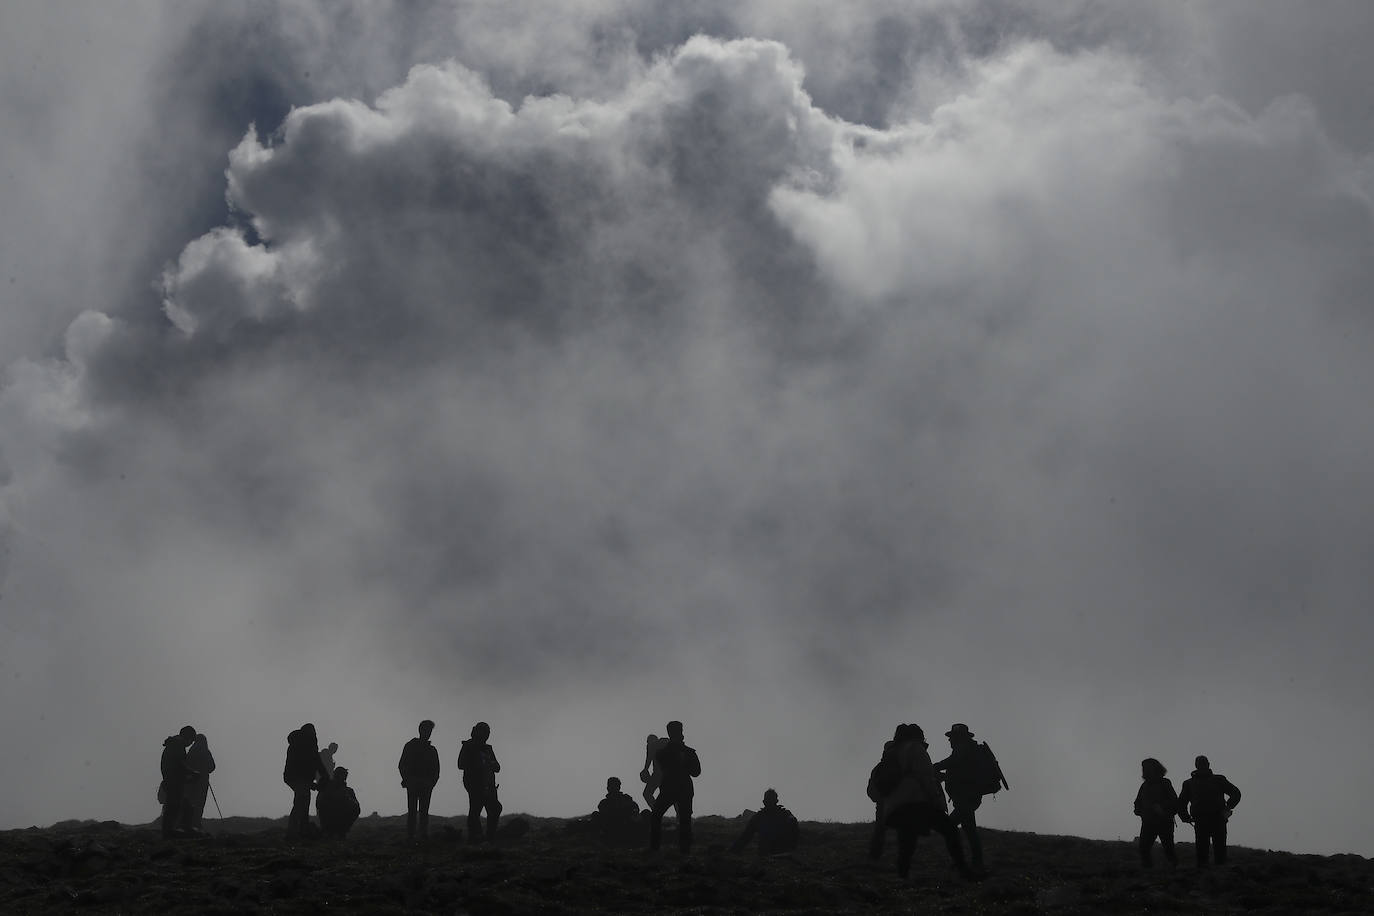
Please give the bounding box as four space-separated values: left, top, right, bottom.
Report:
1135 755 1242 868
157 716 1243 878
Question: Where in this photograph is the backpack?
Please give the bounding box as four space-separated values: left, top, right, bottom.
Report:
866 752 902 803
971 741 1009 796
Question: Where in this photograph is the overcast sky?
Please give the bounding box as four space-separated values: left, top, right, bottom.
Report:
2 1 1372 857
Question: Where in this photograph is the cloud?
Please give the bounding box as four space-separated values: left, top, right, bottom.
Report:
2 2 1373 856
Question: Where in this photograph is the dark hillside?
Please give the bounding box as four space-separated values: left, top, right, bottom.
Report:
3 814 1370 913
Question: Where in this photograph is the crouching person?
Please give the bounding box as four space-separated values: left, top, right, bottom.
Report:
318 767 361 838
730 788 800 855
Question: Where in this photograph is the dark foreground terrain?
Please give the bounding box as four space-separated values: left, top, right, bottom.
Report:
3 813 1370 914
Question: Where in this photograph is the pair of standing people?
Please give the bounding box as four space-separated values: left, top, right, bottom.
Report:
643 720 701 853
397 720 502 843
1135 755 1242 868
869 723 974 880
159 726 216 838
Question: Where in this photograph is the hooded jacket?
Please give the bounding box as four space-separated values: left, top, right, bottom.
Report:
1178 768 1241 821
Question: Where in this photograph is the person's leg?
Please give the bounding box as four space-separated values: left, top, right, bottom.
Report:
676 797 694 853
1139 824 1156 868
891 808 918 879
649 793 672 851
406 787 419 840
290 785 311 836
1193 822 1210 867
161 791 182 838
1213 818 1228 865
1160 825 1177 866
930 809 971 876
485 790 503 841
418 786 432 839
467 789 484 843
955 798 983 870
869 804 886 860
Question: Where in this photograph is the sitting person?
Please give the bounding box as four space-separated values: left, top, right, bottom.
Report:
317 766 361 838
590 777 642 845
730 788 800 855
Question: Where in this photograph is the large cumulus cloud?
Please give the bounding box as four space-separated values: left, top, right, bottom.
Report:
3 2 1373 856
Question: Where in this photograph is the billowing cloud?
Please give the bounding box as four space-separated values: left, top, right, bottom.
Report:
3 1 1373 857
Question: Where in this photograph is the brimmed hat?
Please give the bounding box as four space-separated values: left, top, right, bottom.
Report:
945 723 975 739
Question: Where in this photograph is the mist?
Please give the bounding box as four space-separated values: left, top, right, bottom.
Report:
3 1 1372 858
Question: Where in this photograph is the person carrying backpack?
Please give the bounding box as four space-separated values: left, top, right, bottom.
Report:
648 720 701 854
1133 757 1179 868
933 723 1002 873
458 721 502 843
873 724 972 880
1177 755 1241 867
283 723 330 838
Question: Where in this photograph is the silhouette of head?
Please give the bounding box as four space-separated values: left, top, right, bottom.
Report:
178 725 196 745
646 733 659 744
191 734 208 750
763 788 779 807
472 722 491 741
897 723 926 745
666 720 684 740
419 720 435 739
301 723 317 742
607 777 621 792
327 742 339 753
945 723 975 743
1195 755 1210 771
1141 758 1166 779
333 766 349 785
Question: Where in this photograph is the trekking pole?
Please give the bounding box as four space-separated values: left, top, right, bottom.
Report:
209 782 225 822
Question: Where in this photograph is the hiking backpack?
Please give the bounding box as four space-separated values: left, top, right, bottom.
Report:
972 741 1009 795
866 752 902 803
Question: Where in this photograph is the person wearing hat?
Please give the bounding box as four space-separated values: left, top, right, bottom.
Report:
934 723 986 873
874 723 972 880
159 725 197 838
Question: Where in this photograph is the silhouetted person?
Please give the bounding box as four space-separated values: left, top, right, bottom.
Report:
933 723 987 872
1177 755 1241 867
159 726 196 838
320 741 339 778
458 722 502 843
283 723 330 838
318 766 362 838
640 733 669 807
872 724 971 880
181 732 217 834
1134 757 1179 868
730 788 800 855
399 720 441 842
648 720 701 854
590 777 641 845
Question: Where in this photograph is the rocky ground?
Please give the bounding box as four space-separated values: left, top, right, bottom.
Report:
3 813 1370 914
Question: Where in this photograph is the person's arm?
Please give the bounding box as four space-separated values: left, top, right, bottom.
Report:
1176 781 1192 822
731 812 761 852
1133 783 1145 816
1222 778 1241 809
489 748 501 774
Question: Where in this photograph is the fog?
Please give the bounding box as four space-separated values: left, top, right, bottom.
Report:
2 1 1372 857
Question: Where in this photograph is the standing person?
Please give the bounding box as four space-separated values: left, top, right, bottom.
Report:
933 723 988 873
874 724 972 880
1177 755 1241 867
319 742 339 779
181 731 217 835
398 720 441 842
648 720 701 854
159 726 196 839
457 722 502 843
283 723 330 838
1134 757 1179 868
640 733 669 808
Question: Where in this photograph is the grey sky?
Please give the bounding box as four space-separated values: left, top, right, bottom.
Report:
2 1 1372 857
